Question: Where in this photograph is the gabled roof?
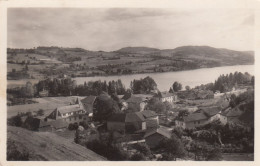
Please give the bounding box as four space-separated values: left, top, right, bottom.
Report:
125 96 145 103
184 112 208 122
80 96 96 105
144 127 171 139
141 110 158 118
199 106 221 117
107 112 145 123
160 91 176 98
56 104 82 114
225 107 243 117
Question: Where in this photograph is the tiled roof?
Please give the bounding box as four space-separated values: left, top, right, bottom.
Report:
225 108 243 117
107 112 145 123
141 110 158 118
184 112 208 122
160 91 175 98
80 96 96 105
56 105 82 114
144 127 171 139
199 106 221 117
125 112 145 122
126 96 145 103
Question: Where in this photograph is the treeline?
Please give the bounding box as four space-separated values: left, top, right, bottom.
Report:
195 72 254 93
37 78 126 96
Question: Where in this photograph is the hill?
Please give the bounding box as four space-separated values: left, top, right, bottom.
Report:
7 126 106 161
7 45 254 81
116 46 160 54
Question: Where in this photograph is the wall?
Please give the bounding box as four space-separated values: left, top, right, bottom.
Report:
185 119 208 129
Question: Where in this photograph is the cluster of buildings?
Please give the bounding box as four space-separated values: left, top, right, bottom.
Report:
175 106 245 129
24 91 178 149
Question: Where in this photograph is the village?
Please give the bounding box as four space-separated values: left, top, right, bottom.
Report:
7 71 254 161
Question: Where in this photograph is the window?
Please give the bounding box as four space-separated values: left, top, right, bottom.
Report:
79 115 82 119
198 121 200 124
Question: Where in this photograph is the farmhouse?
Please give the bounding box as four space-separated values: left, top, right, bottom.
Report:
122 94 149 112
160 91 178 103
175 106 227 129
76 95 96 117
107 112 146 134
47 104 88 124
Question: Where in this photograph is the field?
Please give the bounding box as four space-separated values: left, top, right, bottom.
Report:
7 126 106 161
7 96 82 118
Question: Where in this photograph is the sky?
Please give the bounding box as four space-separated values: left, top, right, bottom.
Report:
7 8 254 51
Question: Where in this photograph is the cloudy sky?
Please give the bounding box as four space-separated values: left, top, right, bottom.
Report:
8 8 254 51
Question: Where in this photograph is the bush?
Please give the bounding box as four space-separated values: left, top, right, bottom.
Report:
85 139 130 161
79 121 88 129
130 153 146 161
68 123 79 130
8 114 23 127
132 143 151 156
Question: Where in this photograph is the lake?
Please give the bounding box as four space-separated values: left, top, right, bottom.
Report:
73 65 254 91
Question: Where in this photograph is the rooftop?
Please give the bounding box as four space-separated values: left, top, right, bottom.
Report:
107 112 145 123
56 104 82 114
141 110 158 118
144 127 171 139
160 91 176 98
183 112 208 122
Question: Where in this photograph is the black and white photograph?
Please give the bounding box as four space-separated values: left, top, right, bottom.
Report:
1 0 259 164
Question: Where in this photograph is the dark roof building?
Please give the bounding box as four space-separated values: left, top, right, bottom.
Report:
144 127 172 148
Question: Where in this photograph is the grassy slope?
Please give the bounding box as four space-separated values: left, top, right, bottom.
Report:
7 126 106 161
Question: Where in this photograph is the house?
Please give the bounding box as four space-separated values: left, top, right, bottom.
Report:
47 104 88 124
140 110 159 129
39 89 49 97
159 91 178 103
222 107 243 122
144 127 171 148
175 106 227 129
122 95 149 112
107 112 146 134
76 95 96 118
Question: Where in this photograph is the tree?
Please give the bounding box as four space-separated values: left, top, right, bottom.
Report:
185 86 190 91
159 134 186 160
177 110 190 120
172 81 182 92
24 81 34 98
147 97 166 114
93 92 121 122
131 76 157 94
